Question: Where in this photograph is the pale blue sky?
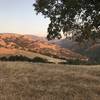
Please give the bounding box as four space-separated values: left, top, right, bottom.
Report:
0 0 49 36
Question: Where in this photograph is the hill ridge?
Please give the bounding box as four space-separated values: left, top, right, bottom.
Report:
0 33 88 61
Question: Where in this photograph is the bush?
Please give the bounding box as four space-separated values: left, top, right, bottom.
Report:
59 59 91 65
0 55 49 63
32 57 48 63
0 57 8 61
0 55 32 62
66 59 82 65
59 58 100 65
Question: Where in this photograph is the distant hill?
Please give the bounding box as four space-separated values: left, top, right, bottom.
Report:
50 38 100 62
0 33 87 61
50 39 79 51
85 44 100 62
0 33 47 41
50 39 91 52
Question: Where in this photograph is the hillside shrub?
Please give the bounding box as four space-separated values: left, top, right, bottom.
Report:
0 55 49 63
32 57 48 63
0 55 32 62
59 58 100 65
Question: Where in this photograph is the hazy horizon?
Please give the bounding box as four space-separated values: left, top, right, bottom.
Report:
0 0 50 37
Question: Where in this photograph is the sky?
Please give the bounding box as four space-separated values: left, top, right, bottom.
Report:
0 0 50 37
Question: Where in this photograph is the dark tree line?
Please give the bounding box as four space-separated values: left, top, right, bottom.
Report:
0 55 100 65
0 55 48 63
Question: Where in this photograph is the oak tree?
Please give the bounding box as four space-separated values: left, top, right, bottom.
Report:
33 0 100 42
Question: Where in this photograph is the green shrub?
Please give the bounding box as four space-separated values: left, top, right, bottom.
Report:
0 55 32 62
32 57 48 63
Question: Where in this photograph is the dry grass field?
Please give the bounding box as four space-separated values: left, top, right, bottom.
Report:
0 62 100 100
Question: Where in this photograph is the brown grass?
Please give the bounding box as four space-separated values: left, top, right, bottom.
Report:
0 62 100 100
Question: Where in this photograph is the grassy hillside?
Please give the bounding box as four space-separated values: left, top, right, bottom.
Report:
0 48 66 64
0 62 100 100
51 38 100 62
0 33 88 61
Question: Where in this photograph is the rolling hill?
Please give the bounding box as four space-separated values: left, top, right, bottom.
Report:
0 33 88 62
51 38 100 62
85 44 100 61
50 39 90 52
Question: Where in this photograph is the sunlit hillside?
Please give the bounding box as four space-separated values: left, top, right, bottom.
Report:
0 33 88 61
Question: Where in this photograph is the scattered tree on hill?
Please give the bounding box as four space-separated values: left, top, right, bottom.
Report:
33 0 100 43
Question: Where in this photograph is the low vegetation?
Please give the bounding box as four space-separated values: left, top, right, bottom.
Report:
58 58 100 65
0 55 100 65
0 62 100 100
0 55 49 63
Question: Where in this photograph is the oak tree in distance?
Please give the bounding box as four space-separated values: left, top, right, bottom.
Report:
33 0 100 43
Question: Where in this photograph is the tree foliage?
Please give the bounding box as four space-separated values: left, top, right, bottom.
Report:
33 0 100 42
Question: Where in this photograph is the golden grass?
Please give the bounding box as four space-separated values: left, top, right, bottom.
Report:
0 62 100 100
0 48 66 63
